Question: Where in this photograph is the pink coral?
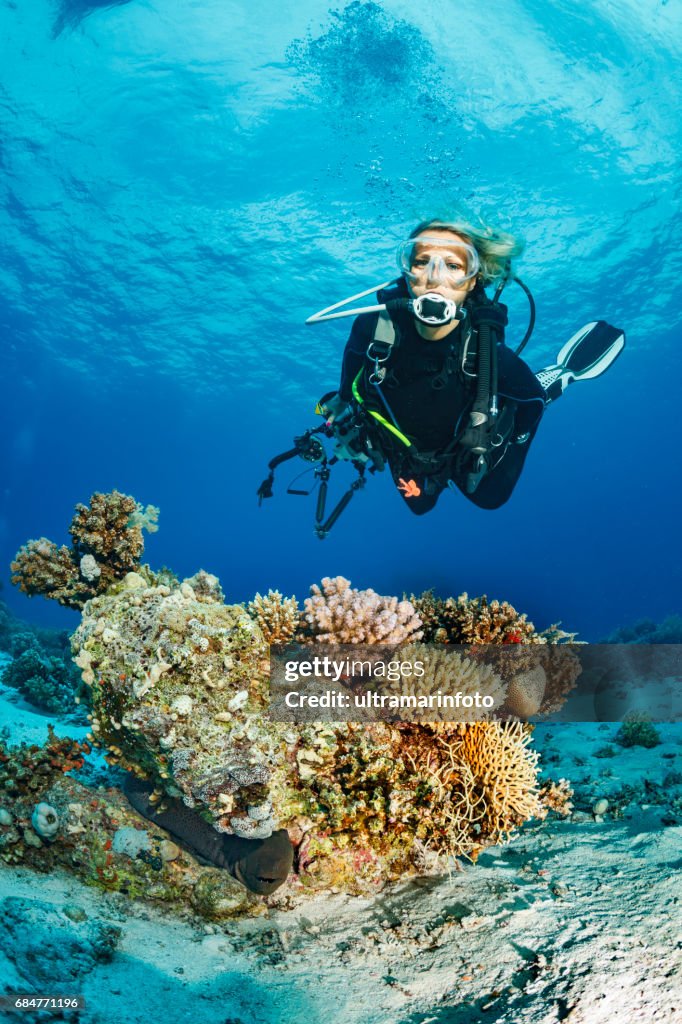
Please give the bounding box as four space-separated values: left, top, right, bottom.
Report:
301 576 423 645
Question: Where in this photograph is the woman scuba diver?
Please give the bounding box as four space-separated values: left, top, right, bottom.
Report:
312 218 625 515
258 217 625 535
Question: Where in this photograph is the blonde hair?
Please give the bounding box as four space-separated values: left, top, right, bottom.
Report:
408 218 524 285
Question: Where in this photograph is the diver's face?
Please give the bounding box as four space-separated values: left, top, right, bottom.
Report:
406 230 478 306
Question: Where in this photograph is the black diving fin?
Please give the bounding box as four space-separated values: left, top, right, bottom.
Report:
536 320 626 403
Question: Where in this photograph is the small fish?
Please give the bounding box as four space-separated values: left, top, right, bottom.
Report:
123 775 293 895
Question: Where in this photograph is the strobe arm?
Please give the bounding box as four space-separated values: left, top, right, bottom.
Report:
257 428 326 505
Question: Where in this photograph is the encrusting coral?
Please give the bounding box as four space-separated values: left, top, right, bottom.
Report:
302 575 423 645
11 491 158 610
6 493 576 911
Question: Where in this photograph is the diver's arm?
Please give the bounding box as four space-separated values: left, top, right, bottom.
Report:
496 346 546 434
453 347 545 510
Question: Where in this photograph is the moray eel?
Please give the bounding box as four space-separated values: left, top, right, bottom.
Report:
123 775 293 895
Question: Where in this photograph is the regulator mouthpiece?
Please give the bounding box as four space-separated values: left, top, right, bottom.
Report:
410 292 460 325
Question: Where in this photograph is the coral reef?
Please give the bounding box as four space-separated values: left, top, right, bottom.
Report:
0 602 85 715
11 491 158 609
302 576 422 645
6 493 575 908
273 719 546 890
248 589 300 645
0 597 75 663
67 563 552 892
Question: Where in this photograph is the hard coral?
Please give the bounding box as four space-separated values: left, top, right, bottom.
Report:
412 591 581 717
248 590 300 645
11 491 158 610
302 576 422 645
386 642 507 723
272 718 544 889
411 591 541 645
10 541 76 606
71 572 280 837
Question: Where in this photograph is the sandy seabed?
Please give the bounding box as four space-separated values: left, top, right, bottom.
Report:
0 671 680 1024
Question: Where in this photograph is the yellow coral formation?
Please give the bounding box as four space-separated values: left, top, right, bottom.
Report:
445 721 541 855
248 589 300 645
303 576 423 645
385 643 507 723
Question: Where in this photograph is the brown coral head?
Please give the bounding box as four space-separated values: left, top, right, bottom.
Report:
11 490 159 609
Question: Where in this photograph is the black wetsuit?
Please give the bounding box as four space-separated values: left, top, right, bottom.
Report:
339 309 546 514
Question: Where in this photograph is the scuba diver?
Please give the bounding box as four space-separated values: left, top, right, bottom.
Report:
258 218 625 536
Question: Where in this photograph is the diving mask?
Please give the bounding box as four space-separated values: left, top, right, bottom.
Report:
397 236 479 287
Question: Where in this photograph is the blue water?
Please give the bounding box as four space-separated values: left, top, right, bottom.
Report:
1 0 681 641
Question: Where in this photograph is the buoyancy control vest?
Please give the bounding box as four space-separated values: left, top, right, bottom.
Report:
349 279 519 493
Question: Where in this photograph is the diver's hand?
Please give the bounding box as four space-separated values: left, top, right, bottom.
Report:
320 391 353 425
